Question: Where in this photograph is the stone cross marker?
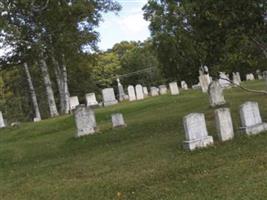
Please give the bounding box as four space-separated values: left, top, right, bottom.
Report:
240 101 267 135
69 96 79 110
183 113 214 151
169 82 179 95
208 81 226 107
159 85 168 95
143 87 149 97
128 85 136 101
85 93 98 107
150 87 159 96
0 111 5 128
102 88 118 107
74 105 96 137
215 108 234 141
135 84 144 100
111 113 126 128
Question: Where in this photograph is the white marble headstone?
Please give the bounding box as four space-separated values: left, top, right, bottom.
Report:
85 93 98 107
135 84 144 100
111 113 126 128
181 81 188 90
199 74 211 93
70 96 80 110
102 88 118 107
159 85 168 95
150 87 159 96
74 105 96 137
183 113 214 150
0 111 5 128
215 108 234 141
208 81 226 107
127 85 136 101
169 82 179 95
143 87 149 97
232 72 241 86
240 101 267 135
219 72 231 88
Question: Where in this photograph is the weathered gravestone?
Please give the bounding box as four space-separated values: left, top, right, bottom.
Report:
232 72 241 86
208 81 226 107
85 93 98 107
0 111 6 128
33 117 41 122
74 105 96 137
169 82 179 95
150 87 159 96
135 84 144 100
143 87 149 97
199 74 211 93
246 73 255 81
219 72 231 88
256 70 263 80
240 101 267 135
127 85 136 101
215 108 234 141
117 78 126 101
102 88 118 106
183 113 214 151
181 81 188 90
111 113 126 128
159 85 168 95
69 96 79 110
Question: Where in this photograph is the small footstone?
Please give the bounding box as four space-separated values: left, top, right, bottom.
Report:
111 113 126 128
240 101 267 135
215 108 234 141
74 105 96 137
183 113 213 151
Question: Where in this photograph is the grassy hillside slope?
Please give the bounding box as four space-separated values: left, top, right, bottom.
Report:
1 81 267 200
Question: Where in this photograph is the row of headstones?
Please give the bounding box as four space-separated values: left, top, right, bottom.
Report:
183 101 267 151
74 105 127 137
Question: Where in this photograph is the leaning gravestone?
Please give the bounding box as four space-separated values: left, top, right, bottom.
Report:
143 87 149 97
183 113 214 150
135 84 144 100
169 82 179 95
150 87 159 96
208 81 226 107
102 88 118 106
0 111 5 128
85 93 98 107
215 108 234 141
111 113 126 128
240 101 267 135
159 85 168 95
69 96 79 110
74 105 96 137
128 85 136 101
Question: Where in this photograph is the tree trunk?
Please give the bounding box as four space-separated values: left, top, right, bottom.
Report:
39 55 59 117
61 54 70 114
24 63 42 121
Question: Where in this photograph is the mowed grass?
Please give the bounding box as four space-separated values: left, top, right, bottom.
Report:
1 81 267 200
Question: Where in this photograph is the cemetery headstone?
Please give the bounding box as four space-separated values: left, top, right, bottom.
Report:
102 88 118 106
181 81 188 90
128 85 136 101
199 74 211 93
69 96 79 110
256 70 263 80
215 108 234 141
143 87 149 97
208 81 226 107
183 113 214 150
219 72 231 88
232 72 241 86
150 87 159 96
0 111 5 128
117 78 126 101
74 105 96 137
240 101 267 135
169 82 179 95
135 84 144 100
159 85 168 95
33 117 41 122
85 93 98 107
246 73 255 81
111 113 126 128
263 71 267 81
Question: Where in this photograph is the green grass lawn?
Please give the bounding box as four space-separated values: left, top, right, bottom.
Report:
1 81 267 200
